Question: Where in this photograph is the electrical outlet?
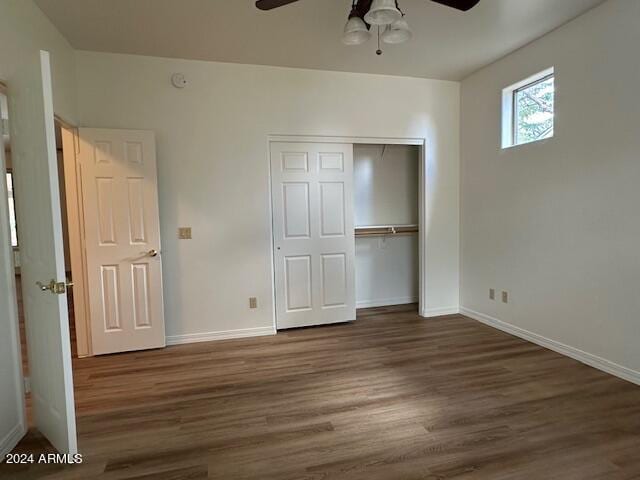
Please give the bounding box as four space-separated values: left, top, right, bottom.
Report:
178 227 192 239
249 297 258 309
489 288 495 300
502 291 509 304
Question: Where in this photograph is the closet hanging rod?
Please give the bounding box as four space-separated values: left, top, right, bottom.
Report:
355 224 419 237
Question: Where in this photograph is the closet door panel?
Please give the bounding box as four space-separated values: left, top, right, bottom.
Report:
271 142 355 329
321 253 347 308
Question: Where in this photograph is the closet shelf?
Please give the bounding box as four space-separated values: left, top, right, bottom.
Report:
355 225 419 237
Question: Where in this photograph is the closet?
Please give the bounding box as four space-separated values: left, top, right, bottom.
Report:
354 144 420 309
270 140 420 330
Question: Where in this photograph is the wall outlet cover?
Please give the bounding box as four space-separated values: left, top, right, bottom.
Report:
249 297 258 309
502 291 509 303
489 288 495 300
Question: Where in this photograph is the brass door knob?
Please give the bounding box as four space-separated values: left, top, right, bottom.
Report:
36 279 73 295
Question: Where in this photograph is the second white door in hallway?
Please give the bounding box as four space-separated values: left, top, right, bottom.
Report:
79 128 166 355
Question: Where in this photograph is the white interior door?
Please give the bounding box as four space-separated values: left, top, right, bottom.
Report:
11 51 77 453
78 128 165 355
271 142 356 329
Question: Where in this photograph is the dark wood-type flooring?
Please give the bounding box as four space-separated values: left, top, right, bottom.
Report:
3 304 640 479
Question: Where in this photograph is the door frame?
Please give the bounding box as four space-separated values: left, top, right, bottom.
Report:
56 118 92 357
267 135 428 332
0 80 28 457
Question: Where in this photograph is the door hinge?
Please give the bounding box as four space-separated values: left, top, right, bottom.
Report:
23 376 31 394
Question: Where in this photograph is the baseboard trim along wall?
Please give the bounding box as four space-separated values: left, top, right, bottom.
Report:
460 307 640 387
356 296 419 309
0 423 26 458
166 326 276 346
422 306 460 318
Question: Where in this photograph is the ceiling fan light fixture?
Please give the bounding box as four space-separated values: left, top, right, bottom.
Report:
381 17 412 44
342 16 371 45
364 0 402 26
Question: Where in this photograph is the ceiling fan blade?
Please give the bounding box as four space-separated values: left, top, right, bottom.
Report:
430 0 480 11
255 0 299 11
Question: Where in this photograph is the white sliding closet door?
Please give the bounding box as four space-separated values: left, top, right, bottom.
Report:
270 142 356 329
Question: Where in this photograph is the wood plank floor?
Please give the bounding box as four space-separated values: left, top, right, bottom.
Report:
3 304 640 479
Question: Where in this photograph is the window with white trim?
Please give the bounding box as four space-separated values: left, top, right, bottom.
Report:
502 67 555 148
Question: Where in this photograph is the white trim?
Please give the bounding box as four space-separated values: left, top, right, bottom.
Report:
418 143 427 316
59 124 92 358
460 307 640 387
267 134 428 328
0 88 27 457
0 423 26 459
356 296 418 309
266 136 278 335
422 306 459 317
166 326 276 346
268 135 424 146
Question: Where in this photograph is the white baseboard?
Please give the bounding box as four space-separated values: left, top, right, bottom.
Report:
460 307 640 386
166 326 276 346
421 306 459 317
356 296 418 309
0 423 26 459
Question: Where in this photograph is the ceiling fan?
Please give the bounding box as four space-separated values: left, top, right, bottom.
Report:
255 0 480 53
255 0 480 12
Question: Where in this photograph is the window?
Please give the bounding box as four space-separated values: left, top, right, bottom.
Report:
502 67 554 148
6 172 18 247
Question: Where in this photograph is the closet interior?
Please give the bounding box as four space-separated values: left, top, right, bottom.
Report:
354 144 420 309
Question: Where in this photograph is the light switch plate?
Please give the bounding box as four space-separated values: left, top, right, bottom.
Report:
489 288 495 300
502 291 509 303
249 297 258 309
178 227 192 239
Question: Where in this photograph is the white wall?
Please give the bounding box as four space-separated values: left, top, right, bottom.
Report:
0 0 77 456
0 1 77 122
356 236 419 308
354 144 419 227
460 0 640 382
75 52 460 340
354 144 419 308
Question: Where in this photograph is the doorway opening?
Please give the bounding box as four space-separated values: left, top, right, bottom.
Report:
2 94 87 426
354 144 420 312
2 58 166 455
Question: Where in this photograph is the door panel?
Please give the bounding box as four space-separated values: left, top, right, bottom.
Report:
320 182 345 236
10 51 77 453
285 255 313 312
79 128 165 355
271 142 355 329
283 183 310 238
321 253 347 307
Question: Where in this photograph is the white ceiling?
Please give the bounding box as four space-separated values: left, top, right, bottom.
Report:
35 0 604 81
